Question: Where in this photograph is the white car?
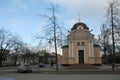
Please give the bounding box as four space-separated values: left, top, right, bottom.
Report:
18 64 32 73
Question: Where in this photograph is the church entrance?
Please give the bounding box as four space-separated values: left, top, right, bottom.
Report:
78 50 84 64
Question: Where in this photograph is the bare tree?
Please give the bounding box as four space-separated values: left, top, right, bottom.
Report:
36 4 66 71
100 24 110 64
12 35 24 65
106 0 120 71
0 28 16 66
37 4 60 71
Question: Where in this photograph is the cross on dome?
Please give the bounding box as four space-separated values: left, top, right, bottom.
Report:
78 13 80 23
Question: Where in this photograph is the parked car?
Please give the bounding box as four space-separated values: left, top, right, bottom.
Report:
18 64 32 73
38 63 45 68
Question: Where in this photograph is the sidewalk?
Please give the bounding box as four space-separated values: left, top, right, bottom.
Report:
34 65 120 75
0 64 120 71
33 64 120 72
0 66 17 70
0 64 120 75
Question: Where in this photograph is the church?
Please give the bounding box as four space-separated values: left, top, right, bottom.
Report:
61 20 101 65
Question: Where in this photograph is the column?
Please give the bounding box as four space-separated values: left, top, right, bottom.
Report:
72 42 74 57
88 41 91 57
91 41 94 57
91 41 94 63
69 42 71 57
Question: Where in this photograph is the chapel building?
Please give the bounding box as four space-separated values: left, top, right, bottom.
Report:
62 21 101 65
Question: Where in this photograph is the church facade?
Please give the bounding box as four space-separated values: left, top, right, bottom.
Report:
62 21 101 65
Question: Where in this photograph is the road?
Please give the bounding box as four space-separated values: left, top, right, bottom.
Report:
0 72 120 80
0 68 120 80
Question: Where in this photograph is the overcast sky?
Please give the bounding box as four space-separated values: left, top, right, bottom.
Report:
0 0 112 53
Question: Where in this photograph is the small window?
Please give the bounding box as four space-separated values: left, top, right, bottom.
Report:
82 42 84 46
77 42 80 46
77 25 83 30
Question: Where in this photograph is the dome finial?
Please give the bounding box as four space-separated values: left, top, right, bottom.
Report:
78 13 80 23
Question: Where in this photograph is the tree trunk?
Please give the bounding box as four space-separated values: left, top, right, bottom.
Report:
0 60 2 67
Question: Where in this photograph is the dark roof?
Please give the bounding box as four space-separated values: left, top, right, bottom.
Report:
71 22 89 31
61 45 69 49
94 44 100 47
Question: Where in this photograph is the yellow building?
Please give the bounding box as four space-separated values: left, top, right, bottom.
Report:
62 21 101 65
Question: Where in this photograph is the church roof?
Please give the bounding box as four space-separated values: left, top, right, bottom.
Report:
94 44 100 47
71 22 89 31
61 45 69 49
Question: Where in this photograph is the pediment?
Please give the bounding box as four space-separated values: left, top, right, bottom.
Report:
68 30 94 40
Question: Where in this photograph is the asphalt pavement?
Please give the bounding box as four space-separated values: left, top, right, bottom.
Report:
0 64 120 72
0 64 120 80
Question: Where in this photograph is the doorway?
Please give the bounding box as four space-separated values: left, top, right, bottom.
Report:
78 50 84 64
